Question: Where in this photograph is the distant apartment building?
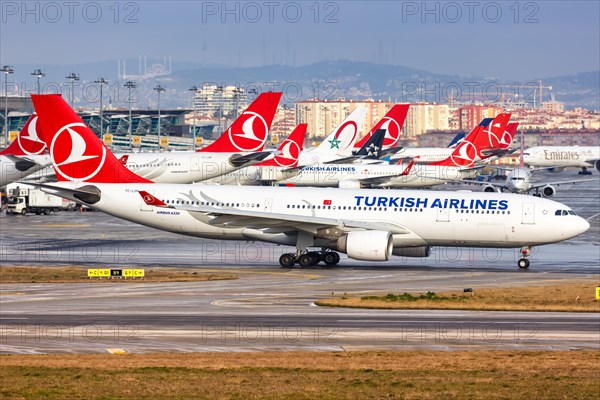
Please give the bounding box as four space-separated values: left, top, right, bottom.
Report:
404 103 450 137
193 84 247 119
294 99 395 139
458 105 504 130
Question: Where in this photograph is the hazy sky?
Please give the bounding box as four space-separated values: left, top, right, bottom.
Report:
1 1 598 80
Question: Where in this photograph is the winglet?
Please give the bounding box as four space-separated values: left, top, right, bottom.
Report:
401 160 415 175
139 191 169 207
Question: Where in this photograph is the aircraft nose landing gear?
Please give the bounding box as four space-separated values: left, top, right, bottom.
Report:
517 246 533 269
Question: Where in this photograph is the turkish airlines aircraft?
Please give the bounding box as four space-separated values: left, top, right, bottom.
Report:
391 116 517 164
277 116 511 188
523 146 600 175
31 94 589 270
352 104 409 152
108 92 282 184
202 123 307 185
0 114 52 187
298 106 367 165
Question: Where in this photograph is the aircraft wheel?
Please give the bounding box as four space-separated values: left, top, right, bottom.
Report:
324 252 340 266
279 253 296 268
298 254 315 268
517 258 530 269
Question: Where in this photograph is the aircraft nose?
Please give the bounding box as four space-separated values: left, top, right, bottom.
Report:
569 216 590 238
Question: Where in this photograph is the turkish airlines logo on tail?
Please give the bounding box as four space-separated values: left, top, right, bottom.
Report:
274 139 301 167
449 139 477 167
227 111 269 151
17 115 46 155
50 122 107 181
379 117 401 146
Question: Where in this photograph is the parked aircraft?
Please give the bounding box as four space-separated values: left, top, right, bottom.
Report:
523 146 600 175
30 94 589 270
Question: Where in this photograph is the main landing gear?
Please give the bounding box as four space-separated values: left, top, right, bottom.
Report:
279 250 340 268
517 246 533 269
578 167 592 175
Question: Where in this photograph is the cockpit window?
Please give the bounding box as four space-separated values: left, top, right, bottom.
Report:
555 209 576 216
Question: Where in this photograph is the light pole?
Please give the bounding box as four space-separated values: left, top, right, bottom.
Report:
232 86 243 120
189 85 198 149
124 81 137 149
1 65 14 144
66 72 80 106
153 84 165 147
94 78 108 135
215 85 224 132
31 69 45 94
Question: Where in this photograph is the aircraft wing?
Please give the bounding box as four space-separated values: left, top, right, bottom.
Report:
228 151 274 167
528 178 598 191
138 191 411 235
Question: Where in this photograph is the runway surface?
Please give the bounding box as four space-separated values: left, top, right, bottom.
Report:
1 176 599 353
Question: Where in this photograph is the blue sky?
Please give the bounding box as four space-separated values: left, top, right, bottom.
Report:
1 1 598 80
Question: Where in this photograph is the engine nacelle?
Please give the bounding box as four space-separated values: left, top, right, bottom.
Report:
338 179 362 189
392 246 431 258
548 166 565 173
541 184 556 198
483 185 499 193
595 160 600 172
337 230 393 261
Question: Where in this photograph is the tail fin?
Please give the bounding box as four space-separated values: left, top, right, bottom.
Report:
314 106 367 156
0 114 47 156
355 129 385 158
504 122 519 149
428 118 492 168
447 132 465 148
257 123 306 168
353 104 409 150
199 92 282 153
31 94 151 183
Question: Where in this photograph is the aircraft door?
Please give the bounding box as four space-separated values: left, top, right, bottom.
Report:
436 207 450 222
190 155 200 171
521 202 535 224
264 198 273 213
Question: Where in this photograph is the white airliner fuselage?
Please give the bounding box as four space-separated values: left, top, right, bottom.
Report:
523 146 600 170
0 154 52 187
391 148 453 163
40 184 589 253
277 163 475 188
113 151 271 184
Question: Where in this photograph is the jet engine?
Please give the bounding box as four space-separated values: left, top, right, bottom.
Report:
483 185 499 193
392 246 431 258
548 167 565 173
337 230 393 261
541 185 556 198
338 180 362 189
595 160 600 172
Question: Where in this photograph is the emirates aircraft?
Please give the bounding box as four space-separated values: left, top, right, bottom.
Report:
29 94 589 270
111 92 282 183
277 115 512 188
0 114 52 187
523 146 600 175
202 123 307 185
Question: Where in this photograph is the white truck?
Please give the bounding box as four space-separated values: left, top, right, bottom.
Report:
6 183 65 215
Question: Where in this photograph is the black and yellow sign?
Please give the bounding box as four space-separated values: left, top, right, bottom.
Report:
159 137 169 147
132 135 141 146
596 287 600 300
87 269 144 278
195 136 203 146
103 133 113 144
87 269 110 277
9 131 19 142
